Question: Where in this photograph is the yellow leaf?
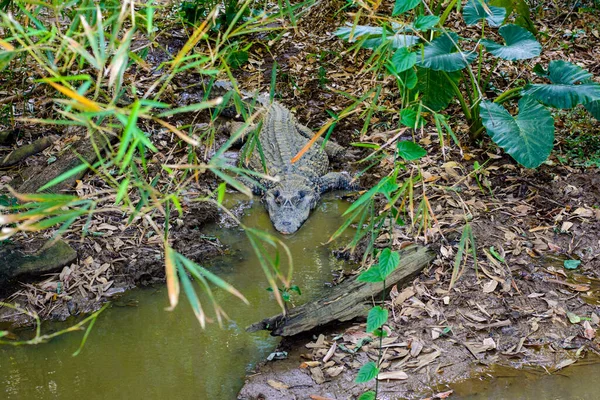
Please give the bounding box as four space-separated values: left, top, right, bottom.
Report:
164 246 180 310
43 80 102 112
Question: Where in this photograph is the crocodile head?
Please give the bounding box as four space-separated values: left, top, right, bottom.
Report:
264 182 318 234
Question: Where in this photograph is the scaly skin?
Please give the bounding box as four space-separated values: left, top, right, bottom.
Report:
241 101 355 234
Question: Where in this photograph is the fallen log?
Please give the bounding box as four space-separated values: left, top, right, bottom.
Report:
18 135 104 193
247 244 435 336
0 136 54 167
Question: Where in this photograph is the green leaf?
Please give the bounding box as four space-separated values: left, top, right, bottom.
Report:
400 108 418 128
414 68 462 111
463 0 506 27
379 248 401 278
417 32 476 72
227 50 248 69
564 259 581 270
216 182 226 204
367 306 388 333
335 24 419 50
356 361 379 383
394 67 418 89
393 0 420 16
585 100 600 120
358 265 384 283
397 141 427 161
414 15 440 31
489 0 537 34
391 47 416 72
290 285 302 295
480 96 554 168
567 311 581 324
358 391 376 400
481 24 541 60
522 61 600 109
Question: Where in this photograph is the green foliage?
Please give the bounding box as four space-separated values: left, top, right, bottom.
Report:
489 0 537 34
356 361 379 383
335 24 420 50
413 15 440 31
378 248 401 276
417 33 477 72
480 96 554 168
358 391 377 400
523 61 600 110
414 68 462 112
367 306 388 333
396 141 427 161
463 0 506 27
358 264 385 283
393 0 420 16
481 24 541 60
585 100 600 120
390 47 416 73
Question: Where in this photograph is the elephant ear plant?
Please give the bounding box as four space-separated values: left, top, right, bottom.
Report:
337 0 600 169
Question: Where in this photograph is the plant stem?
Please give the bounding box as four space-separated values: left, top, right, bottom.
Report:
493 86 523 104
443 71 471 121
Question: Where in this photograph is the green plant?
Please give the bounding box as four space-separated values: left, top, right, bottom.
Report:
0 302 108 355
336 0 600 169
0 0 310 328
355 248 402 399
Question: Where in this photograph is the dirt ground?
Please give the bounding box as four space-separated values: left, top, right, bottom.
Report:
1 0 600 398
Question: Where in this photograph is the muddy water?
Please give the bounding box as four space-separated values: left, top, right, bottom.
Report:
453 361 600 400
0 194 353 399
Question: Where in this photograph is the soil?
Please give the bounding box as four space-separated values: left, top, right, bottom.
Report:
1 0 600 398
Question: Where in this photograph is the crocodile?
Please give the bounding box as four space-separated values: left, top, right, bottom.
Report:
232 99 356 234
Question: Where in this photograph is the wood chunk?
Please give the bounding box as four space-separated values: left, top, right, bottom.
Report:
247 245 435 336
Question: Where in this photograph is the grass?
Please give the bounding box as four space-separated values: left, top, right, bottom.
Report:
0 0 316 330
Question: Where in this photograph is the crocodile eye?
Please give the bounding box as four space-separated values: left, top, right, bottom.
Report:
298 191 306 199
273 190 280 198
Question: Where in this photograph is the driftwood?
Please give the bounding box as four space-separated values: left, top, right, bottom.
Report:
0 136 54 167
248 245 435 336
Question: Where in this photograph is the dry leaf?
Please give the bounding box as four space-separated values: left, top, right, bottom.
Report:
310 367 326 384
267 380 289 390
377 370 408 380
583 320 596 340
482 279 498 293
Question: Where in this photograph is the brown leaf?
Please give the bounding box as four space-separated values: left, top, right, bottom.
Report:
267 380 289 390
377 370 408 380
310 367 326 384
583 320 596 340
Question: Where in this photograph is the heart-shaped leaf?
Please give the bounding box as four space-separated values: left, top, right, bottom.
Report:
393 0 420 15
391 47 417 72
397 140 427 161
358 265 384 283
414 15 440 31
379 248 401 278
417 32 476 71
463 0 506 27
522 61 600 109
367 306 388 333
481 24 541 60
480 96 554 168
414 67 462 111
356 362 379 383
